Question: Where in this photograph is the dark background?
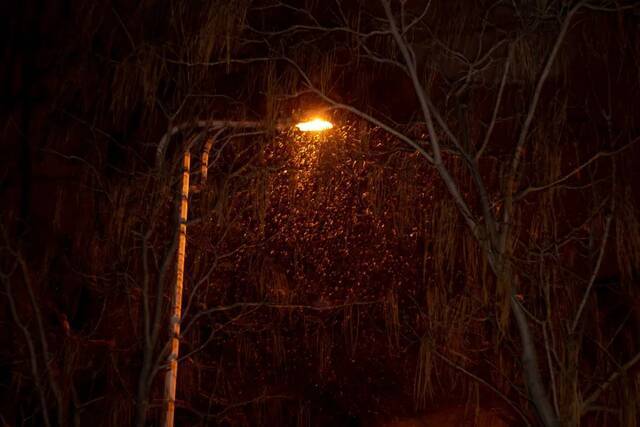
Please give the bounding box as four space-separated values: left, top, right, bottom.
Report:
1 1 640 426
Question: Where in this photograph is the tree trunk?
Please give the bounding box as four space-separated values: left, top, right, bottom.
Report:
134 351 152 427
511 295 559 427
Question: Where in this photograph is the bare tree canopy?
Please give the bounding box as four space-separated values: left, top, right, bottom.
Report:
1 0 640 426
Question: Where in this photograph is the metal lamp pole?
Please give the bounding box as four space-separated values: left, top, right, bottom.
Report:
160 117 332 427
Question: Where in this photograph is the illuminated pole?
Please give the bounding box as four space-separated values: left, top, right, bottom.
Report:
163 149 190 427
161 117 332 427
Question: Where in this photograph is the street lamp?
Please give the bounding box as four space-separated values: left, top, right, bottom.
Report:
161 116 333 427
295 118 333 132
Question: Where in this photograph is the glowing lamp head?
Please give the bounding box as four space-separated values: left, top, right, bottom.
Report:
295 118 333 132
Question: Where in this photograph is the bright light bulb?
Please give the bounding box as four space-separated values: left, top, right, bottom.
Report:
295 118 333 132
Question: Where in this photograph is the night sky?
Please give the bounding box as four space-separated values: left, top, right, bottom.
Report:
1 1 640 426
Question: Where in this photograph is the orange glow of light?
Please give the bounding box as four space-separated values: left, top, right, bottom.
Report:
295 118 334 132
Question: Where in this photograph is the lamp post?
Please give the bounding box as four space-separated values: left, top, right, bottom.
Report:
161 116 333 427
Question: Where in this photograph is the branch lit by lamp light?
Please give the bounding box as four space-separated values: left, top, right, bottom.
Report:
295 118 333 132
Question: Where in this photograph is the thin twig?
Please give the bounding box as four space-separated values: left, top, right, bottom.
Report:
570 213 613 334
